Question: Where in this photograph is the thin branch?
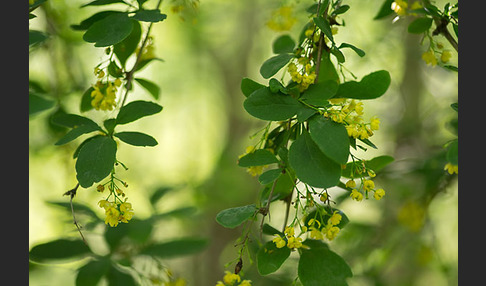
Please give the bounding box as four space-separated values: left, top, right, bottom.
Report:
63 183 88 245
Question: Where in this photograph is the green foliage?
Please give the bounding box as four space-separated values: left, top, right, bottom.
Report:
238 149 279 167
29 239 91 263
334 70 391 100
83 13 134 47
298 244 353 286
215 204 257 229
259 54 294 79
115 100 163 125
256 241 291 275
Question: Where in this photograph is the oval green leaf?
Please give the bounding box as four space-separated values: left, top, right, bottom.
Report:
309 116 350 164
131 9 167 22
75 136 117 188
83 13 133 47
114 131 158 147
29 239 90 263
300 80 338 106
216 204 257 229
134 78 160 100
113 20 141 68
288 130 341 189
238 149 279 167
334 70 391 100
258 168 283 185
257 241 291 275
241 78 265 98
408 17 433 34
298 247 352 286
244 88 301 121
272 34 296 54
76 258 110 286
260 54 294 79
115 100 163 125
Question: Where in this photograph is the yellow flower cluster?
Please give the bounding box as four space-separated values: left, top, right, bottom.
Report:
392 0 422 16
306 211 342 241
91 68 122 111
444 162 458 174
98 199 134 227
266 6 297 32
215 271 251 286
287 58 317 92
325 99 380 140
348 178 386 202
272 226 303 249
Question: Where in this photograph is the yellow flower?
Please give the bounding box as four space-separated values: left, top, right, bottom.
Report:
363 179 375 191
441 50 452 63
215 282 225 286
422 50 437 66
319 193 328 202
350 189 363 201
391 0 408 16
307 218 321 228
105 206 120 227
324 225 340 240
284 226 295 237
246 165 264 177
266 6 297 32
240 280 252 286
272 235 286 248
119 202 134 223
345 179 356 188
370 116 380 131
309 227 324 240
98 199 112 210
328 211 342 226
287 236 303 249
374 188 386 200
223 271 241 285
444 163 458 174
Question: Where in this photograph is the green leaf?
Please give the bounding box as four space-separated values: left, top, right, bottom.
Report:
126 218 154 243
80 87 95 112
76 258 110 286
55 124 102 145
260 54 294 79
244 88 301 121
338 43 365 57
374 0 394 20
113 20 141 68
81 0 126 7
83 13 133 47
51 113 100 129
29 93 55 116
446 139 458 165
29 239 90 263
134 57 164 72
29 30 48 47
309 116 350 164
259 168 283 185
342 155 394 178
296 107 318 123
75 136 117 188
334 70 391 100
257 241 291 275
298 247 352 286
134 78 160 100
261 170 296 204
289 130 341 189
317 51 339 83
107 264 138 286
330 46 345 63
269 78 287 94
451 102 458 112
103 118 117 135
115 100 163 125
114 131 158 147
140 238 208 258
238 149 279 167
407 17 433 34
71 11 123 31
313 16 334 44
300 80 338 106
272 35 296 54
241 78 265 98
332 5 350 16
73 135 103 159
131 9 167 22
262 223 284 236
216 204 257 229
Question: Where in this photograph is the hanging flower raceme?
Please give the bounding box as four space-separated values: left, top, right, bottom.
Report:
90 68 122 111
98 198 134 227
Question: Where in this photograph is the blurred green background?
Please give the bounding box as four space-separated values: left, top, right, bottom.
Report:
29 0 457 285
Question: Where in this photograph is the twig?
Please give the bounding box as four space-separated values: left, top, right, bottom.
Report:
63 183 88 245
